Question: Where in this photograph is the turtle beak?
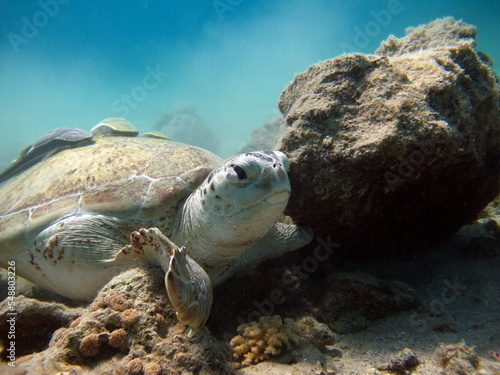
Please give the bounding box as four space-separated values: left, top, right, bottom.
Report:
265 190 290 205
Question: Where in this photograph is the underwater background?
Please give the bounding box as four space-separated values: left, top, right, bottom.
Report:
0 0 499 162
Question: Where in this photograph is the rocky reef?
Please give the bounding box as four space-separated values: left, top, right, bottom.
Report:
0 295 85 361
277 17 499 256
376 17 478 56
152 102 220 153
9 267 232 375
238 116 286 153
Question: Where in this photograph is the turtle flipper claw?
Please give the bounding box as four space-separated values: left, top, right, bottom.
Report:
123 227 213 336
166 247 213 337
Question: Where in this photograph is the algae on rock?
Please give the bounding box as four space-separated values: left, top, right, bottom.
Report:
277 17 499 257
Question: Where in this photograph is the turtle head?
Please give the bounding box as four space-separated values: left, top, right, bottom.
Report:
202 150 291 215
182 151 292 257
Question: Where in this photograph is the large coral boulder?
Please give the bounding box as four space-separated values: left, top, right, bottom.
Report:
278 18 499 256
13 267 233 375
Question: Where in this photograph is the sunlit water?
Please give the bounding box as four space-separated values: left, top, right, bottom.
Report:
0 0 499 165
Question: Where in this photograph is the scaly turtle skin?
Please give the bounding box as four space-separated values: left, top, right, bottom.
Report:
0 119 313 336
0 127 94 184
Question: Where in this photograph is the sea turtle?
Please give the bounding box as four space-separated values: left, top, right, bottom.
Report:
0 127 94 184
0 118 313 336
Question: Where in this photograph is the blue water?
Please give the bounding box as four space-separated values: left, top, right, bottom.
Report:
0 0 499 161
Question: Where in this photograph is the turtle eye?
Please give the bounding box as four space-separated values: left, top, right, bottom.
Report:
233 165 247 180
227 164 248 183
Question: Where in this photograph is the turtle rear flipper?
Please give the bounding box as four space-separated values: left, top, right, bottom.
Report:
15 214 136 300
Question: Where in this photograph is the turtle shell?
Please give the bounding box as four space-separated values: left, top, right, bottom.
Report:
0 136 222 254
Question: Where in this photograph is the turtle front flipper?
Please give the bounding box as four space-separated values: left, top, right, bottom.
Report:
126 227 213 337
211 222 314 285
166 247 213 337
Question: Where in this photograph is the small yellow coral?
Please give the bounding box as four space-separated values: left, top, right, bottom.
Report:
230 315 301 366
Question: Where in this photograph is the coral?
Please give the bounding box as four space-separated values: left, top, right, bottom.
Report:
90 289 132 312
435 341 479 374
127 358 143 375
105 290 132 311
121 308 140 328
79 333 100 357
0 295 84 360
15 266 233 375
144 362 163 375
109 328 128 349
230 315 302 366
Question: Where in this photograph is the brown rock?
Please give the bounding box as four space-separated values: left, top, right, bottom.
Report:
376 17 477 56
377 347 420 373
277 17 499 257
320 272 418 333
